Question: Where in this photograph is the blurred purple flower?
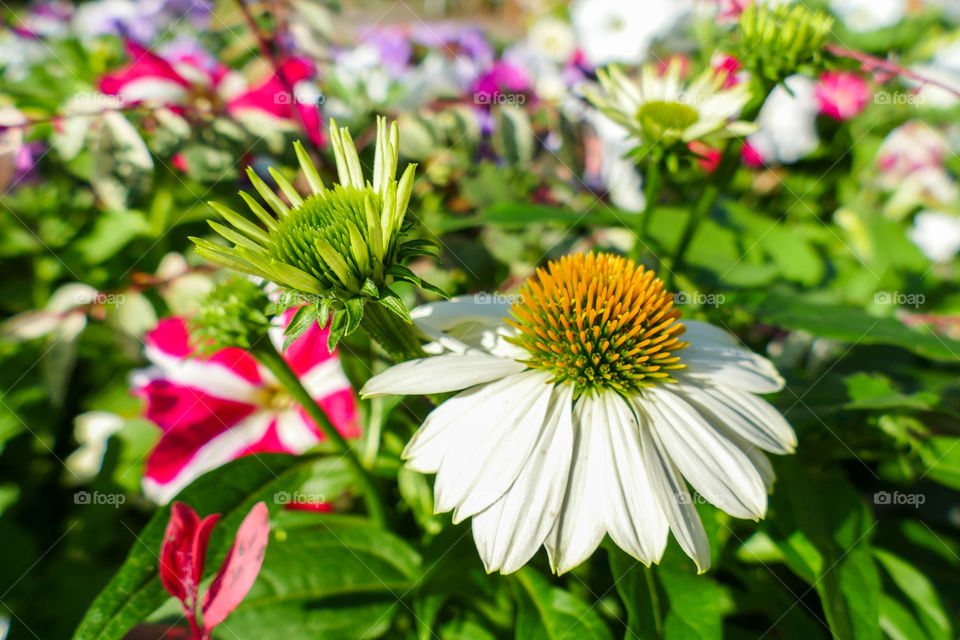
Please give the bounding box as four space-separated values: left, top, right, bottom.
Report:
362 26 412 77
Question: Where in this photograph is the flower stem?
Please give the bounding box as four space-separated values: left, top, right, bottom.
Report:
360 303 426 363
251 341 389 528
632 150 664 261
645 566 664 638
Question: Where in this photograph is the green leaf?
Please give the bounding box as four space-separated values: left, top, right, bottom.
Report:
378 289 413 324
749 292 960 362
659 566 734 640
919 437 960 490
72 454 318 640
512 568 614 640
761 225 824 285
607 546 660 640
873 549 952 640
768 459 881 640
492 105 534 166
91 112 154 210
879 594 929 640
843 373 938 411
223 513 421 639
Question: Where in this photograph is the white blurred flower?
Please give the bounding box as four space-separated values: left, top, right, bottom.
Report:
362 253 794 574
65 411 125 482
2 283 96 342
584 112 646 212
572 0 692 66
910 40 960 108
747 75 819 165
910 210 960 263
829 0 905 32
587 61 755 146
155 252 215 315
527 16 576 63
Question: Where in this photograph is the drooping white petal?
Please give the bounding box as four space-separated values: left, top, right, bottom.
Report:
679 324 784 394
635 403 711 573
674 382 797 454
471 383 575 573
544 393 608 574
644 387 768 520
434 370 555 520
360 353 526 397
597 393 669 564
403 375 528 473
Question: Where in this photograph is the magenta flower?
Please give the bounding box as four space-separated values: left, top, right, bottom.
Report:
134 309 360 503
160 501 269 639
816 71 871 120
99 42 325 146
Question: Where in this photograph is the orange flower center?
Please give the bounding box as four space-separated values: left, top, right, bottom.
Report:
507 252 688 393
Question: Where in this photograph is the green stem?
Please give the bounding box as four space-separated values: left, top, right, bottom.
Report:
668 182 719 287
252 341 389 528
645 566 664 638
633 150 664 261
360 303 426 363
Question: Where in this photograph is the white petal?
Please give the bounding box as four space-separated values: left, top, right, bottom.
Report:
680 323 784 393
544 393 607 574
434 371 555 520
360 353 526 397
674 382 796 454
644 387 767 520
411 295 514 331
141 347 261 403
403 377 520 473
635 404 711 573
471 383 575 573
598 394 669 564
275 409 321 452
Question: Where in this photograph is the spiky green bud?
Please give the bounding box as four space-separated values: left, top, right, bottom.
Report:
191 278 272 353
191 117 444 351
736 3 834 85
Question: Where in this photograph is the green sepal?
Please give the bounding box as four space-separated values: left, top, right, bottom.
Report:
361 278 380 298
378 288 413 324
387 263 423 286
343 297 365 336
327 309 347 352
282 304 320 351
418 278 449 298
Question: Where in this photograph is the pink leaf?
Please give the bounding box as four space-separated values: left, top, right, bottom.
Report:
200 501 270 630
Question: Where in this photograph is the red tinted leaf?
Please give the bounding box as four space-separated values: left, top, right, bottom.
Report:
159 502 200 603
191 513 220 581
200 501 270 630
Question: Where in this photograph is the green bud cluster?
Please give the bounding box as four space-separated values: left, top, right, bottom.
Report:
191 278 272 353
736 3 834 85
191 117 443 351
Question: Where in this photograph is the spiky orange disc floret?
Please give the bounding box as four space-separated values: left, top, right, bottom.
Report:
506 252 688 393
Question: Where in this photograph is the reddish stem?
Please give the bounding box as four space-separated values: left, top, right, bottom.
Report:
233 0 323 155
825 44 960 99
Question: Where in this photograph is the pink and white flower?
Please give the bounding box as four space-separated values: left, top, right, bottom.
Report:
815 71 871 120
100 41 324 146
133 310 360 503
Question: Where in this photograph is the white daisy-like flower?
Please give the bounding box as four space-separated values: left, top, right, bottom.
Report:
586 61 756 148
362 252 795 574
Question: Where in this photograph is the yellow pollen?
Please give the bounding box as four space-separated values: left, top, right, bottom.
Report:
506 252 688 393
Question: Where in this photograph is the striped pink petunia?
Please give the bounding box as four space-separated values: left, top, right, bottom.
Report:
133 309 360 503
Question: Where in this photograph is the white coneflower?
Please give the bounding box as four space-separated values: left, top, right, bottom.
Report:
586 60 755 149
362 252 795 574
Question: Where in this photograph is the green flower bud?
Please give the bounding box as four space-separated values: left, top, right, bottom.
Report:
736 3 834 85
191 278 272 353
191 117 444 352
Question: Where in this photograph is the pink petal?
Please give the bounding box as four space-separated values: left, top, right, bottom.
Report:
191 513 221 584
141 382 257 483
159 502 201 604
100 42 190 98
146 317 261 384
234 419 298 456
201 502 270 630
312 389 362 439
280 311 338 376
